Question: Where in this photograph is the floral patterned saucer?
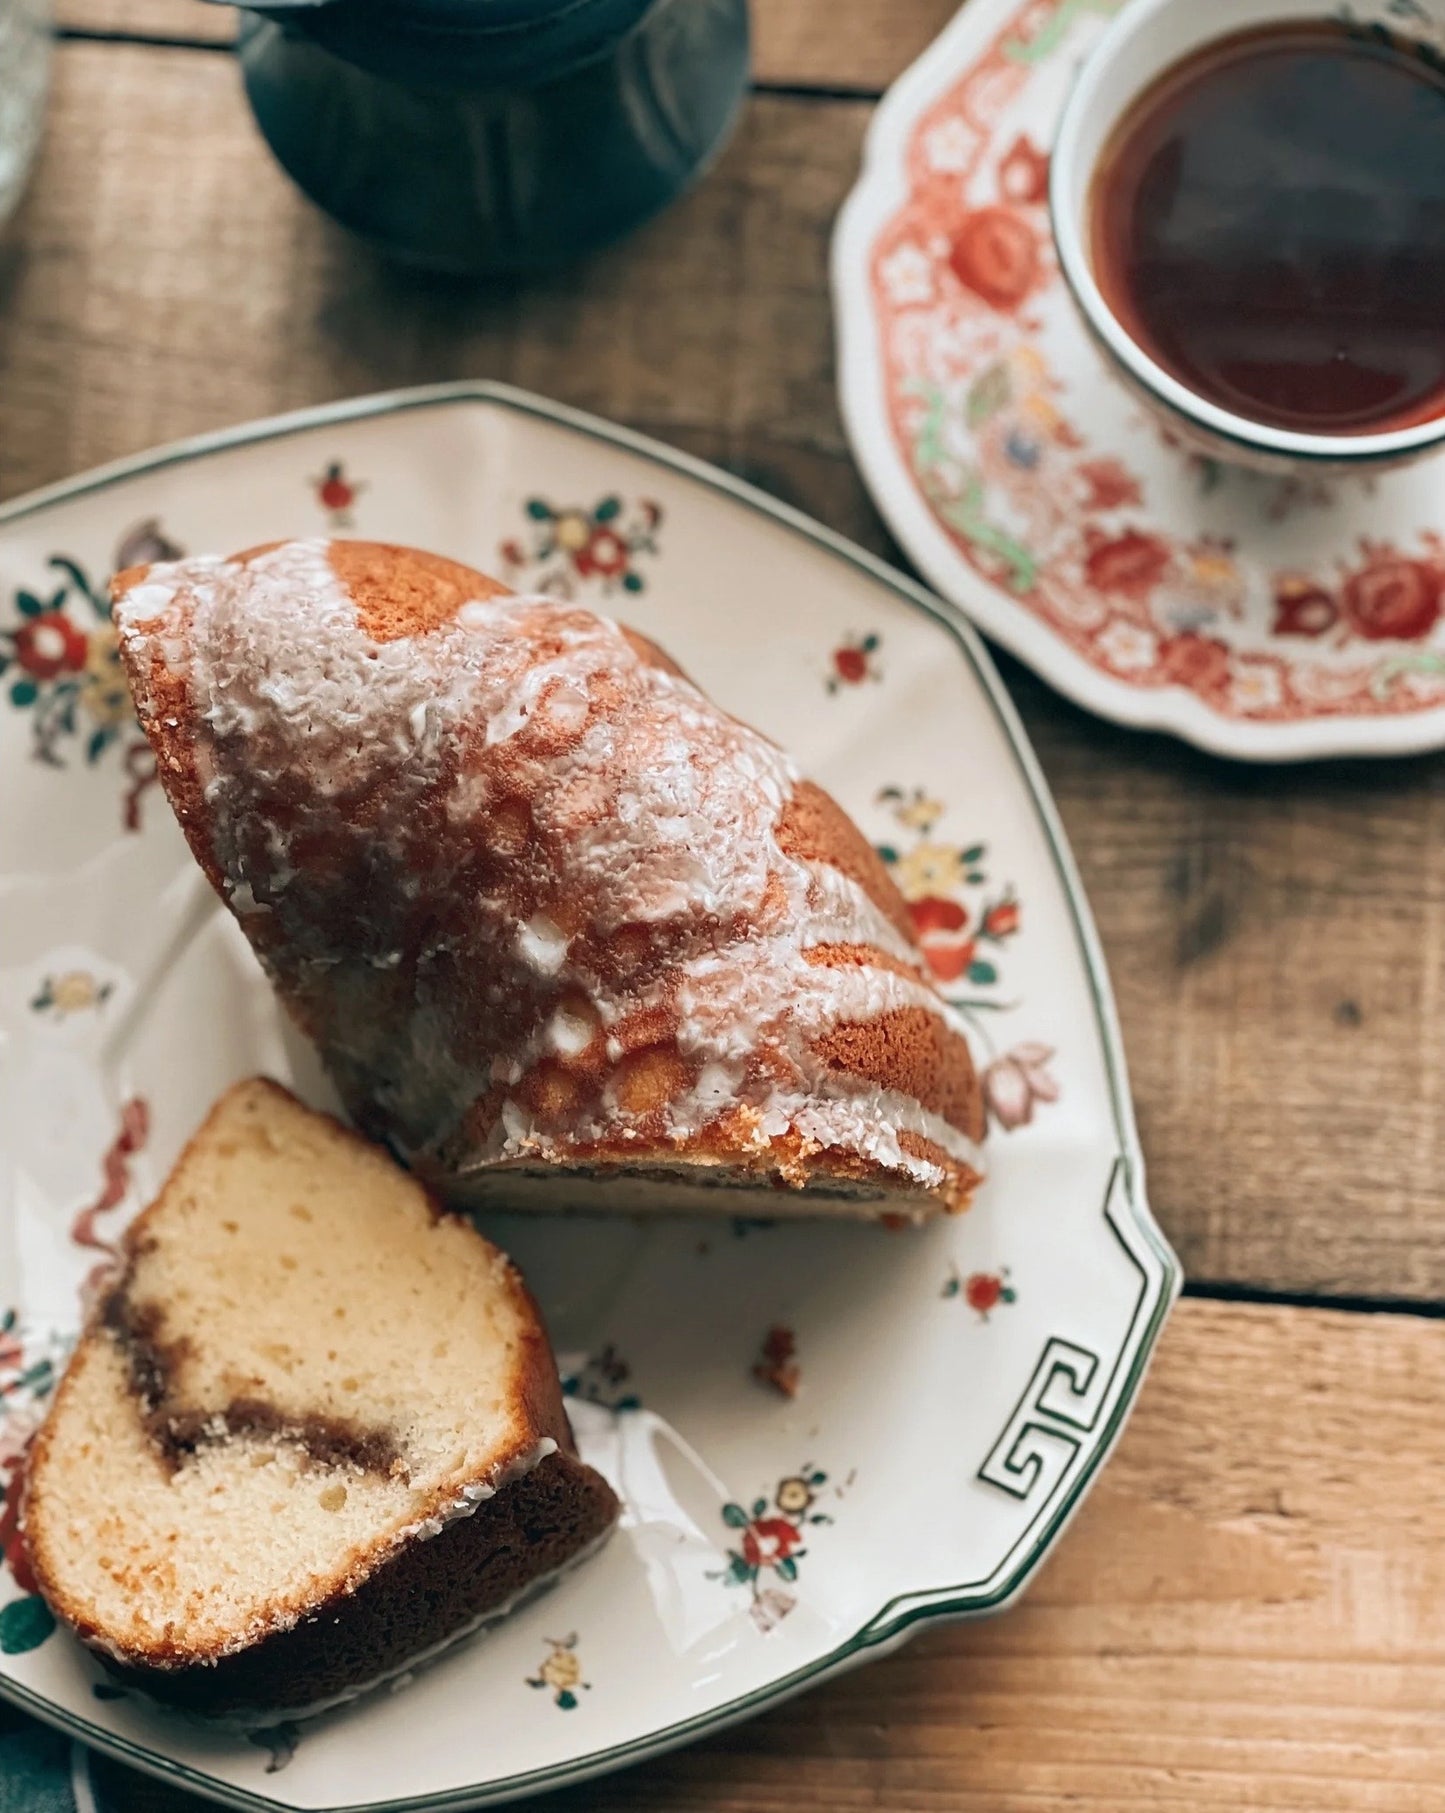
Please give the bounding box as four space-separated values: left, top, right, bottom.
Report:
0 384 1177 1812
833 0 1445 761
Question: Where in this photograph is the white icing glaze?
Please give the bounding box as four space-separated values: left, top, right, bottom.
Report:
117 542 985 1201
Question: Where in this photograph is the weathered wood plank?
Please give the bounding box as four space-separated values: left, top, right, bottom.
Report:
55 0 232 41
52 0 957 89
3 41 1444 1300
80 1300 1445 1810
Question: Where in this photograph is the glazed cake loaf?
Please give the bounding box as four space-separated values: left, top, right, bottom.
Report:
114 540 985 1220
23 1079 619 1716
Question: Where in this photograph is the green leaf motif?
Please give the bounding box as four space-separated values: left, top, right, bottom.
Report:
525 499 553 520
966 363 1012 427
962 844 986 865
721 1502 749 1529
775 1557 798 1583
967 959 998 986
15 590 43 618
87 727 110 764
594 496 622 522
621 572 643 593
0 1594 55 1654
557 1690 578 1710
809 1470 827 1485
9 679 37 708
874 844 899 866
726 1554 753 1585
751 1497 768 1518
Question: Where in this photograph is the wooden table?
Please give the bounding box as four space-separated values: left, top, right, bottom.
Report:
3 5 1444 1807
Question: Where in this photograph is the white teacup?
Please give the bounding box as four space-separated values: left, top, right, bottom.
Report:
1049 0 1445 474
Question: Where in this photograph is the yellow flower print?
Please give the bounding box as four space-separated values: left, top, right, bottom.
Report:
540 1647 581 1692
894 791 944 834
78 626 132 729
52 971 103 1014
552 511 592 554
31 969 113 1019
775 1475 813 1516
527 1633 589 1708
893 840 970 901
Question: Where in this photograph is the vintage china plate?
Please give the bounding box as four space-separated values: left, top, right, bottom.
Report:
833 0 1445 761
0 384 1177 1811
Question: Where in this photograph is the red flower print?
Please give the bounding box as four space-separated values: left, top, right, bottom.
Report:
575 527 630 580
1083 527 1171 602
1272 575 1337 637
0 1447 39 1595
948 207 1039 311
907 895 976 983
826 633 881 692
1077 457 1143 513
982 899 1020 939
14 612 87 682
312 461 365 528
908 896 967 937
1340 552 1442 642
997 134 1049 205
742 1517 804 1570
964 1271 1016 1317
1159 632 1231 696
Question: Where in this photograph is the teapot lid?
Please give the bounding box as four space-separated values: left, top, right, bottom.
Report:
225 0 658 86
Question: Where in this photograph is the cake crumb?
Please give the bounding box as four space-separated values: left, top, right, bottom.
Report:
752 1325 800 1398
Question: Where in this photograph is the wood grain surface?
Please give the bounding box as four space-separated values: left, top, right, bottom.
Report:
5 13 1445 1811
5 37 1442 1301
51 0 960 89
56 1300 1444 1812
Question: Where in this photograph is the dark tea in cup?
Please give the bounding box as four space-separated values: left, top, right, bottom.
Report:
1088 21 1445 436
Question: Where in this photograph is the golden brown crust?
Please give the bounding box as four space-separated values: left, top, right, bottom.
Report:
778 779 919 946
90 1451 619 1714
324 541 510 642
115 544 986 1220
812 1007 985 1142
23 1079 609 1680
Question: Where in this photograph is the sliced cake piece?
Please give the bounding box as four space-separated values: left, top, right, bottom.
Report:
114 539 986 1222
23 1078 619 1717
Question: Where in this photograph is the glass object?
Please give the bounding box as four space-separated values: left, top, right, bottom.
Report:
0 0 50 230
223 0 750 275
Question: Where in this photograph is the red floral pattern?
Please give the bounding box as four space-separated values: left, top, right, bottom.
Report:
874 783 1053 1136
865 0 1445 728
826 631 882 692
501 496 662 598
312 460 365 529
1 526 166 829
713 1466 834 1633
944 1267 1018 1318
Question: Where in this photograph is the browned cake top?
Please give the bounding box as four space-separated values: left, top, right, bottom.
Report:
114 541 984 1209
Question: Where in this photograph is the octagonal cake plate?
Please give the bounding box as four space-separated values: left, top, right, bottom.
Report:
0 384 1178 1811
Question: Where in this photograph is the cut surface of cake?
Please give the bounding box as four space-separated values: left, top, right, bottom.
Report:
114 539 986 1221
23 1079 619 1715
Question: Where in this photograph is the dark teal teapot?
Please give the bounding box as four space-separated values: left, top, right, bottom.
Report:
210 0 750 274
